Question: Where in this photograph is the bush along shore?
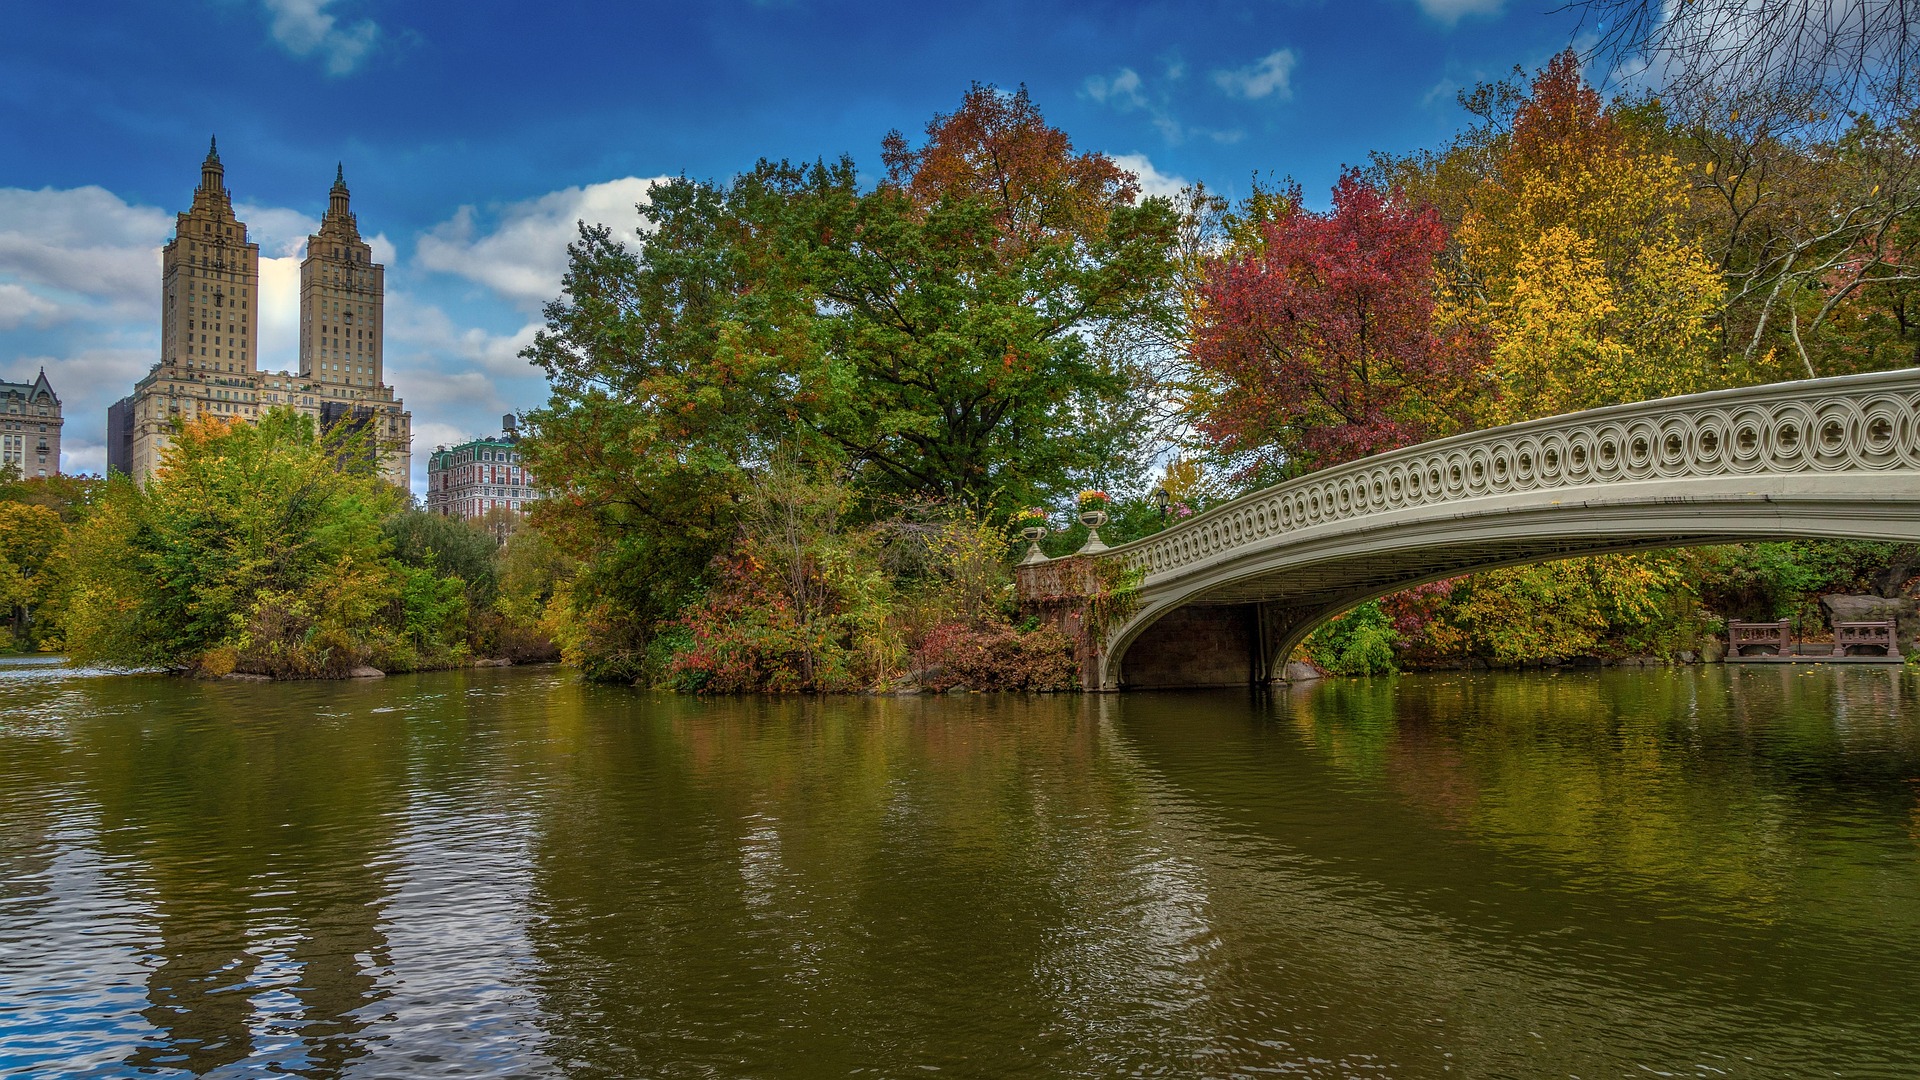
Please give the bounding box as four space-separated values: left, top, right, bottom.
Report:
9 66 1920 688
12 411 563 679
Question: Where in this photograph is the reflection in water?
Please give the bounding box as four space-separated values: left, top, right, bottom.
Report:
0 664 1916 1076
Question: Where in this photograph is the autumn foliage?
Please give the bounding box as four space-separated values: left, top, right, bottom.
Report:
1191 171 1485 476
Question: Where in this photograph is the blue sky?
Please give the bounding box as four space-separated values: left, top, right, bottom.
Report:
0 0 1597 490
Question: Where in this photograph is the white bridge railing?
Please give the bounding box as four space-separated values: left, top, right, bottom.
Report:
1108 369 1920 583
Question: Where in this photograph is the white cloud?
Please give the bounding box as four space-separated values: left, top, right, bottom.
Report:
413 420 491 455
0 185 170 319
415 177 666 311
0 284 60 330
1413 0 1504 25
1082 67 1187 142
1213 49 1299 101
234 203 319 258
386 293 541 378
1084 68 1149 110
261 0 379 76
257 256 304 373
12 345 158 475
1109 154 1189 201
1422 77 1461 109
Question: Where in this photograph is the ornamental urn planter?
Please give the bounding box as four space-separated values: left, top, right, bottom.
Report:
1018 525 1050 565
1077 509 1109 554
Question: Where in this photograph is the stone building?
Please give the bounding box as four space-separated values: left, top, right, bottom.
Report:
426 418 537 521
112 141 411 486
1 369 62 478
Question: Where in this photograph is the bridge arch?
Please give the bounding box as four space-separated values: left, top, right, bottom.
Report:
1091 369 1920 690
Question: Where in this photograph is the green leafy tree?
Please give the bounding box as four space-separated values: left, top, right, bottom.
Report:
523 85 1181 677
62 411 451 676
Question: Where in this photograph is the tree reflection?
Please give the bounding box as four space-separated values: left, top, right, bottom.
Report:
48 677 406 1075
1257 668 1920 924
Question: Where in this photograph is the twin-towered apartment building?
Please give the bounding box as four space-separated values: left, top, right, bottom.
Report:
108 140 412 488
103 140 536 521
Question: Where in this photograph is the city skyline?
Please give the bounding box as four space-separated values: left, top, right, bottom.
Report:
0 1 1599 493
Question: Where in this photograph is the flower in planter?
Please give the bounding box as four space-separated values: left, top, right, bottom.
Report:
1077 490 1110 511
1012 507 1051 531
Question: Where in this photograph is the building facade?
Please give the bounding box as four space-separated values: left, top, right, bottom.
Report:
1 369 62 478
426 421 537 521
113 141 411 486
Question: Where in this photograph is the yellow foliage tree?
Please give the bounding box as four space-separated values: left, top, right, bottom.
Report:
1459 51 1728 424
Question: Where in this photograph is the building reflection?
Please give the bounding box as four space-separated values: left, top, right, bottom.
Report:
55 677 406 1075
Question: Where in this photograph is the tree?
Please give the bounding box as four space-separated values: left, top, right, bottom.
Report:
1189 170 1485 476
1675 105 1920 377
1455 51 1728 421
524 86 1181 677
0 502 64 649
1569 0 1919 123
384 508 501 609
62 411 453 676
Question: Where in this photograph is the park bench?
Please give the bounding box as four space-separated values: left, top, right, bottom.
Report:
1728 619 1792 657
1831 619 1901 658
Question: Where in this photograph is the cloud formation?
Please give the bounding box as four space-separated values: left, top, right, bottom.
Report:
1084 68 1149 111
1082 67 1187 141
261 0 379 75
415 177 665 311
1213 49 1299 101
1413 0 1505 25
0 284 60 330
386 293 541 379
0 186 169 320
1109 154 1189 201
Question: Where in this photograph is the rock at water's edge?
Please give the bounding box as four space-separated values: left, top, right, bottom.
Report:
1281 660 1323 683
348 666 387 679
1820 594 1919 648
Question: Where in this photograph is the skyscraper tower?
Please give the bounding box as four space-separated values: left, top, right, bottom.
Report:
161 138 261 377
299 165 384 389
116 143 411 486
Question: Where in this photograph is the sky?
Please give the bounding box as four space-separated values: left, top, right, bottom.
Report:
0 0 1602 492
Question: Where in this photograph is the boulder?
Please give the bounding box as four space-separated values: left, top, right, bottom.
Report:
1281 660 1323 683
348 666 387 679
1820 594 1920 650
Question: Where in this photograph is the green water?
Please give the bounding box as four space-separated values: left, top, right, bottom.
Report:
2 658 1918 1078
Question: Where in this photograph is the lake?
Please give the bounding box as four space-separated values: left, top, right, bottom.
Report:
3 658 1917 1077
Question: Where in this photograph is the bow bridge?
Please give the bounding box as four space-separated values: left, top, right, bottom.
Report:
1019 369 1920 690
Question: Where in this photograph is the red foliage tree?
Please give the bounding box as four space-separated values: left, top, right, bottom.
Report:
1191 171 1486 475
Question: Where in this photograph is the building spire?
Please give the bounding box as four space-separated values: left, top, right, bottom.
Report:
327 162 351 221
200 135 225 194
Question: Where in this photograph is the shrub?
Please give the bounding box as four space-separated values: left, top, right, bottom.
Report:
912 621 1078 691
1305 600 1400 675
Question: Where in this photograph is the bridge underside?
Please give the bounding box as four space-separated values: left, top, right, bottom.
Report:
1104 486 1920 690
1116 533 1720 689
